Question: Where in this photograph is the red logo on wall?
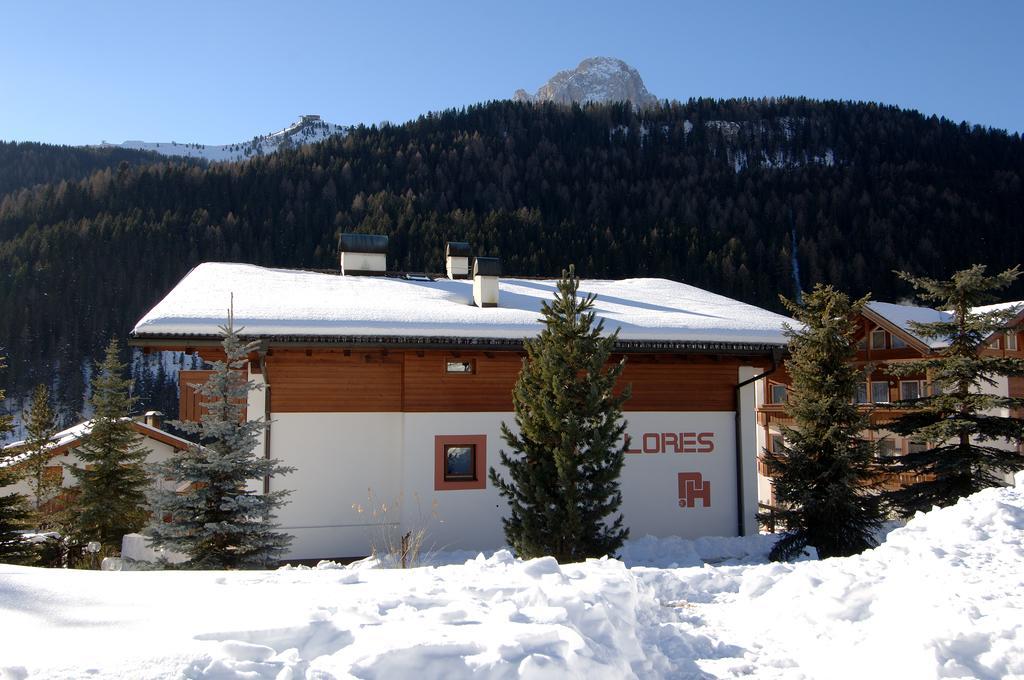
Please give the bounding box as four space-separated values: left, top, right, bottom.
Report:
678 472 711 508
625 432 715 454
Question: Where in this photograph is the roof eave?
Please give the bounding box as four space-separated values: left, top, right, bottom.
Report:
129 332 787 356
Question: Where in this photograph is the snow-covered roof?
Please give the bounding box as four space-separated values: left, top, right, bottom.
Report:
971 300 1024 317
865 301 953 349
867 299 1024 350
1 418 192 468
131 263 794 348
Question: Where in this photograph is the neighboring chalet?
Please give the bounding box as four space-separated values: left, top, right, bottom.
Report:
0 412 192 511
130 236 794 561
756 299 1024 506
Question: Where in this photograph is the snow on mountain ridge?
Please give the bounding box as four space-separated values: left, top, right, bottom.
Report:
516 56 658 107
100 114 349 163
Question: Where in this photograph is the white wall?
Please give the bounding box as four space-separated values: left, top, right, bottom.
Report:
269 413 403 560
270 408 750 560
401 413 508 554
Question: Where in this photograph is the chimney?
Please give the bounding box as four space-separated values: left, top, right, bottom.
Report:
472 257 500 308
339 233 388 275
445 241 471 279
143 411 164 429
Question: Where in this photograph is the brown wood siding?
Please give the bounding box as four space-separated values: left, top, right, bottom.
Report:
178 369 248 422
267 350 402 412
618 359 742 411
403 352 523 412
1010 376 1024 399
179 370 216 422
264 349 759 413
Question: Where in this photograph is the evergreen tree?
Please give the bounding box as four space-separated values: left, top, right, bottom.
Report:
22 383 60 512
0 357 38 565
67 339 151 556
489 265 630 562
145 313 293 569
764 284 885 560
883 265 1024 516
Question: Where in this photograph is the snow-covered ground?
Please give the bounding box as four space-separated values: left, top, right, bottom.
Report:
2 477 1023 679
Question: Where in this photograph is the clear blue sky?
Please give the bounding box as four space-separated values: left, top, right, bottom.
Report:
2 0 1021 145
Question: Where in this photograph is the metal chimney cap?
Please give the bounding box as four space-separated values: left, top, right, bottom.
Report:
339 233 389 254
473 257 501 277
446 241 471 258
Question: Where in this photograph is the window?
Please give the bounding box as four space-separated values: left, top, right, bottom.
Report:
770 384 788 404
870 329 887 349
876 439 897 458
928 381 943 396
854 383 869 404
770 434 785 453
900 380 923 401
434 434 487 490
907 441 928 454
871 381 890 403
990 337 1002 349
856 336 868 351
1007 332 1018 351
446 360 475 374
443 445 476 481
891 335 907 349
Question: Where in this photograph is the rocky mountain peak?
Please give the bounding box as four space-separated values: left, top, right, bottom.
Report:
515 57 658 107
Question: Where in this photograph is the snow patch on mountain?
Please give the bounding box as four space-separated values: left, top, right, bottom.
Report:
99 115 348 163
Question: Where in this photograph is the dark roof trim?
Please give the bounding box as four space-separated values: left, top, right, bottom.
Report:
473 257 501 277
130 333 785 356
339 233 389 254
446 241 471 257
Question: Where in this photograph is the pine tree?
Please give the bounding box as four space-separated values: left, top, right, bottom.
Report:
22 383 60 512
883 265 1024 516
489 265 630 562
145 313 293 569
0 356 38 565
67 339 152 556
764 284 885 561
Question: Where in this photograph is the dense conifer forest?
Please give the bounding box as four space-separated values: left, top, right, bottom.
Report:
0 98 1022 425
0 141 175 198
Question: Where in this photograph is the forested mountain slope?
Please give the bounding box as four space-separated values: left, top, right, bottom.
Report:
0 141 177 199
1 98 1022 424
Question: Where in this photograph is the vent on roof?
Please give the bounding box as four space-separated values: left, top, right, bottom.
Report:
445 241 471 279
339 233 388 276
473 257 500 308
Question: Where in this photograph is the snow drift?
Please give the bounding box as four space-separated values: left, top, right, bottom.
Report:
1 476 1023 678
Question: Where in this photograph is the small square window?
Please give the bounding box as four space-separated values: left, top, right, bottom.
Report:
871 381 890 403
990 337 1002 349
856 336 868 350
907 441 928 454
770 434 786 453
891 335 907 349
870 329 887 349
770 384 788 404
443 445 476 481
876 439 897 458
434 434 487 490
446 360 475 374
1007 332 1018 351
900 380 922 401
854 383 869 404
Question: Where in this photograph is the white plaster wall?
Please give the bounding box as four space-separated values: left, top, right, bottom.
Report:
401 413 510 553
619 412 738 540
738 367 762 535
269 413 403 560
